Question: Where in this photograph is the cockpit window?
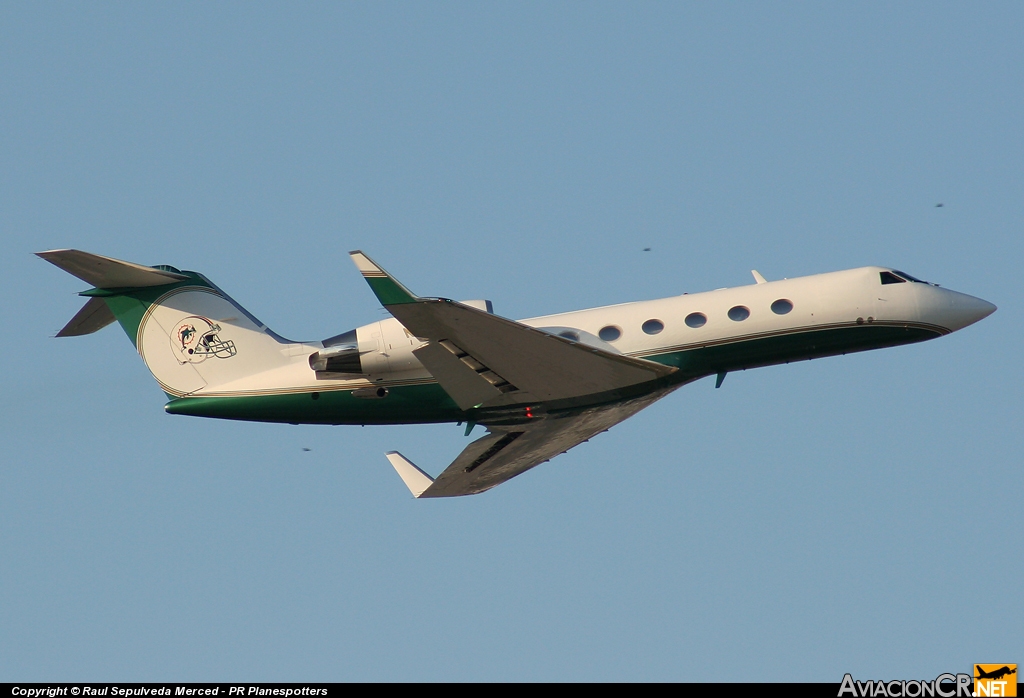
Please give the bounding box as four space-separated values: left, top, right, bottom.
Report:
881 270 933 285
891 270 931 284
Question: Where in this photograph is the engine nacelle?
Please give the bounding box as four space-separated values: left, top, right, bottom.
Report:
309 343 363 373
311 300 493 379
309 319 427 378
308 328 368 375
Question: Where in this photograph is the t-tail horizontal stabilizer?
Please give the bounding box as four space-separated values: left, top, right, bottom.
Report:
385 452 434 498
37 249 188 289
38 249 190 338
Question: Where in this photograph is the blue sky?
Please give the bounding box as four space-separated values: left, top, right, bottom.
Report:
1 2 1021 681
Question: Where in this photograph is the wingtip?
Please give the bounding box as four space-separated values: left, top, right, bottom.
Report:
385 451 434 498
348 252 419 304
36 249 71 260
349 250 385 276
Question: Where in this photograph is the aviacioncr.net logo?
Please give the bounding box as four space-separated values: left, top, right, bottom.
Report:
839 673 973 698
974 665 1017 697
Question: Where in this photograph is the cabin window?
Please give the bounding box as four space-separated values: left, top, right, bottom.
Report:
880 271 906 285
642 319 664 335
685 312 707 328
728 306 750 322
771 299 793 315
598 325 621 341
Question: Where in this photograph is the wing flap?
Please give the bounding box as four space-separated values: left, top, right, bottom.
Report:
412 341 505 410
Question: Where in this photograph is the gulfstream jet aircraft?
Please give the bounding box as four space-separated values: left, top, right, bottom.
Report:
39 249 995 498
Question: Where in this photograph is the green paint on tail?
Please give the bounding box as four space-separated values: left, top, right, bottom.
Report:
90 273 215 348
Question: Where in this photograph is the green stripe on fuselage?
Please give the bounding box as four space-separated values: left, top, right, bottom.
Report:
166 382 463 425
644 323 944 379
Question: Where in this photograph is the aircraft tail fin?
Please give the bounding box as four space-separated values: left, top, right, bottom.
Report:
39 249 297 397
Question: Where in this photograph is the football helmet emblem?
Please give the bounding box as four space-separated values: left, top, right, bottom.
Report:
170 315 237 364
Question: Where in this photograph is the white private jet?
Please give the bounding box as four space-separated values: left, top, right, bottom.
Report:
39 249 995 498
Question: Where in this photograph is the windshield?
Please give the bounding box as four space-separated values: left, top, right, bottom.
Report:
880 270 934 285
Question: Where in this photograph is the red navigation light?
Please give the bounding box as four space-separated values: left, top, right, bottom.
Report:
525 407 534 418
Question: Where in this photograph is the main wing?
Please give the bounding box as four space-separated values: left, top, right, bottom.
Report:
349 251 675 410
349 251 682 497
387 386 676 497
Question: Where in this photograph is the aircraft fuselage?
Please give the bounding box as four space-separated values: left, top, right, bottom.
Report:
163 265 994 425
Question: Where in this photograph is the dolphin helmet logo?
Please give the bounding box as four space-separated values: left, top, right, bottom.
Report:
170 315 237 364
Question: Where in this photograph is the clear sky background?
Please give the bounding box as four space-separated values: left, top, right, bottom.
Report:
2 2 1021 682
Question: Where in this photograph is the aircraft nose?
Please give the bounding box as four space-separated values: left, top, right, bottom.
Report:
923 287 996 332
